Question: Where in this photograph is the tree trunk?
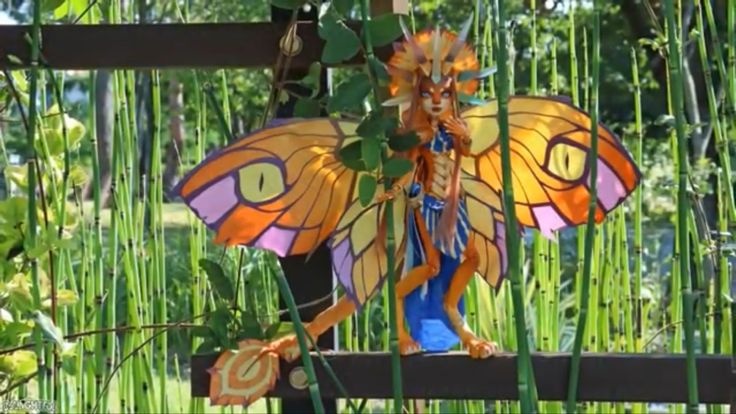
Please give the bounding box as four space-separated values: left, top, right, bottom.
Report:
85 69 113 206
163 74 184 199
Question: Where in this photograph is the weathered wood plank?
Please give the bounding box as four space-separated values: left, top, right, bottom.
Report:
191 352 732 403
0 22 396 70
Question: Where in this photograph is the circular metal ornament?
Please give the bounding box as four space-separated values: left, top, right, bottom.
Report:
279 25 303 57
288 366 309 390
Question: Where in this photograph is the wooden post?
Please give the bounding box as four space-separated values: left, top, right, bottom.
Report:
371 0 409 15
271 5 338 414
270 2 407 413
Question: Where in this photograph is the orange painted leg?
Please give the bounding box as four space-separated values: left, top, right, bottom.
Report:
266 295 356 362
443 234 498 359
394 209 441 355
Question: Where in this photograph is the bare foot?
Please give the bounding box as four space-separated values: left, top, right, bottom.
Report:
263 333 314 362
463 337 498 359
399 334 422 356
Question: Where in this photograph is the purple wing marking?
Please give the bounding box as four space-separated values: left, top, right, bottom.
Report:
594 160 629 211
253 227 297 257
496 221 507 275
330 237 359 304
189 176 239 226
532 205 567 239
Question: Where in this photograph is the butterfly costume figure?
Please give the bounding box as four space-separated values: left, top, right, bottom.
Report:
175 19 640 406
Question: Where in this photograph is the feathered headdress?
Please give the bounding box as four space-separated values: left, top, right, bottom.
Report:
383 16 495 107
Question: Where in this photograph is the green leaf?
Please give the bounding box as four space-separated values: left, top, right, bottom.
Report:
42 0 65 13
42 289 78 308
338 141 367 171
382 157 413 177
368 56 390 82
358 174 377 207
0 197 29 228
271 0 306 10
357 112 397 139
69 164 89 187
5 164 29 189
191 326 212 338
319 12 361 64
239 311 264 340
327 73 371 113
60 344 78 375
333 0 354 15
365 13 402 47
0 350 37 378
361 137 381 170
195 338 217 353
294 98 322 118
299 62 323 97
388 130 420 151
207 303 233 347
0 322 33 347
66 114 86 148
6 54 23 66
39 128 64 156
199 259 234 301
11 71 27 92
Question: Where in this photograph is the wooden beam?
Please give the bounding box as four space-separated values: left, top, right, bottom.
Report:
0 22 397 70
371 0 409 15
191 352 732 403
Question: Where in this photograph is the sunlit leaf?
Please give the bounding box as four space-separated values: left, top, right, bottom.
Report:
0 350 37 378
42 289 78 308
69 164 89 187
42 0 65 13
4 164 29 190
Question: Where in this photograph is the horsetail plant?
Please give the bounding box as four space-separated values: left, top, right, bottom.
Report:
359 0 404 410
495 0 538 411
566 0 601 410
24 0 49 405
663 0 700 410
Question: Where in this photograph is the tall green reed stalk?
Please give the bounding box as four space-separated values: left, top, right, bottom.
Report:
25 0 49 405
662 0 700 410
495 1 537 412
359 0 403 410
566 0 600 410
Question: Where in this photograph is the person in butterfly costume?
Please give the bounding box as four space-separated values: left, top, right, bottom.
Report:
175 19 641 406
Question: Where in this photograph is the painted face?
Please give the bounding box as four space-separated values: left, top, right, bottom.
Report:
418 76 454 119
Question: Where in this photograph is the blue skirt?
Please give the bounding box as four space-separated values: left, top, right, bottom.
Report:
403 184 469 351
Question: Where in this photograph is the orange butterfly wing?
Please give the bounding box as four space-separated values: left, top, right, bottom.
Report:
175 119 360 257
461 96 641 238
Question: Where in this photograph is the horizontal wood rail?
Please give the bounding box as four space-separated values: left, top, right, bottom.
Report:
0 22 396 70
191 351 733 403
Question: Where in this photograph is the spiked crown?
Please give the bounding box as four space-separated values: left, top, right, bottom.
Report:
383 16 495 107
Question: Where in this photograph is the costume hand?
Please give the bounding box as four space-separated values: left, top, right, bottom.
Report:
443 117 472 147
375 184 403 203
